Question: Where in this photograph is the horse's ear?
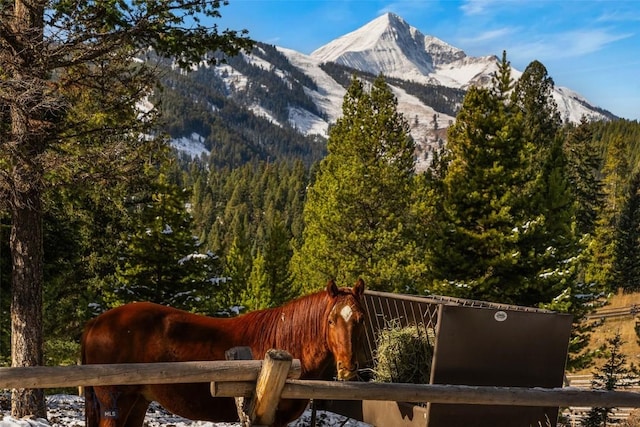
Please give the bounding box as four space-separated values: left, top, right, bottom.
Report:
326 279 339 297
353 278 365 298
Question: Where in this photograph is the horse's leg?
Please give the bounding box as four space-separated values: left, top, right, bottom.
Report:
92 387 144 427
123 396 150 427
85 386 100 427
272 399 309 427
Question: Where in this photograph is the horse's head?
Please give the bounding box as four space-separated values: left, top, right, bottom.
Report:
325 278 366 381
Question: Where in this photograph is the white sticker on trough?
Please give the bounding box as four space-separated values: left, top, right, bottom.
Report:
494 311 508 322
340 305 353 322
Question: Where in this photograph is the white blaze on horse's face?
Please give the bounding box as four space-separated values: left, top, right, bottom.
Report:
340 305 353 322
325 278 366 381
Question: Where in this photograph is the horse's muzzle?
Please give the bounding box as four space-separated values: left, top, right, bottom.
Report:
336 362 358 381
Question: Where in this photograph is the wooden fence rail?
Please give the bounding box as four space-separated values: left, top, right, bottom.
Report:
0 360 302 389
587 304 640 320
212 379 640 409
2 358 640 415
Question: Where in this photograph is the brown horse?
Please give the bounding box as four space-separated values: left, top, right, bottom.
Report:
81 278 365 427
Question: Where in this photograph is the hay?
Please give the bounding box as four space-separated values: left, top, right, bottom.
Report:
373 320 435 384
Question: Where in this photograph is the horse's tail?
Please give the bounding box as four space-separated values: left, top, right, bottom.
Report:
81 319 100 427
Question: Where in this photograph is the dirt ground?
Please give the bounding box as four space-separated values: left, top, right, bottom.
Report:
576 289 640 374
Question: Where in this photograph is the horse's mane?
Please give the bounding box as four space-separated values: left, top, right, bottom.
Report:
236 290 332 371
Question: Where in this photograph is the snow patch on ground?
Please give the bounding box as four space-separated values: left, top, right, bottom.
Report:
248 103 282 127
217 64 248 93
288 107 328 136
278 47 345 128
171 133 211 158
1 395 371 427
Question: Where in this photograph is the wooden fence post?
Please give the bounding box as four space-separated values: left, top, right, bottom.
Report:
250 349 293 426
223 347 294 426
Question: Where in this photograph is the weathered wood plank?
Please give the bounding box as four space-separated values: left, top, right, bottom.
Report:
0 360 302 389
212 380 640 408
250 349 292 425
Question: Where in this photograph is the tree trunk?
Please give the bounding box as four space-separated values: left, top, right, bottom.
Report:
7 0 48 418
10 188 46 418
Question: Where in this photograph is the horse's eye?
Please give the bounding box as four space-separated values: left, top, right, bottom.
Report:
328 319 335 326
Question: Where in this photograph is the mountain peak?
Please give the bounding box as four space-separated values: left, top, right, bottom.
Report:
371 11 406 29
310 13 406 62
310 13 465 81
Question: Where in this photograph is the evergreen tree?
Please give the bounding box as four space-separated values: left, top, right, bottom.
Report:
232 218 295 312
430 54 528 301
113 169 222 311
292 75 419 292
516 136 581 304
187 160 309 308
583 120 640 294
39 76 176 348
512 60 562 164
408 171 439 289
241 251 272 311
512 60 580 306
587 136 630 289
582 333 638 426
534 139 595 369
261 218 296 304
612 172 640 292
564 118 604 237
41 189 119 359
430 55 580 307
492 50 515 101
224 236 252 298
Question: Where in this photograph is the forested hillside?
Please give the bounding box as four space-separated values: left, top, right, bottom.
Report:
149 43 328 169
319 61 466 118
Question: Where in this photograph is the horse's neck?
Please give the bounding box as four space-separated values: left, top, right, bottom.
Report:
239 295 332 378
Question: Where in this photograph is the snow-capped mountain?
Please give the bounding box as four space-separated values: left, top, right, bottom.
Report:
311 13 478 87
161 13 615 170
309 13 609 123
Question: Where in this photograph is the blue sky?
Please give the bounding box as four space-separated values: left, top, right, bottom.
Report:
217 0 639 121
